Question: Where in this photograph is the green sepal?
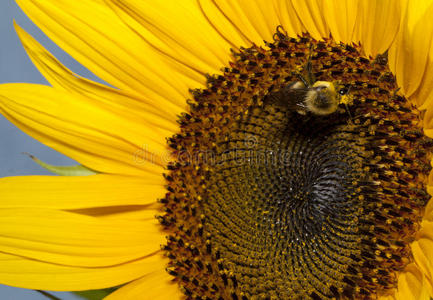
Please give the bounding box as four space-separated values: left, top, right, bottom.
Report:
73 288 117 300
24 153 97 176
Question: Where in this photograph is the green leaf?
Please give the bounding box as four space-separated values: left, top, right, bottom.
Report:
24 153 97 176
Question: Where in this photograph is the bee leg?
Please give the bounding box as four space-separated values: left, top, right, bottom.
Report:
296 102 307 115
306 57 316 85
305 44 316 84
344 103 354 125
296 73 310 88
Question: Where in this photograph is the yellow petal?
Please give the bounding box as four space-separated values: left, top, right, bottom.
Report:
415 55 433 109
425 171 433 221
208 0 329 43
388 1 433 103
320 0 401 57
422 106 433 137
424 201 433 222
197 0 304 47
0 174 163 209
0 83 167 175
107 0 234 74
196 0 265 46
0 208 164 267
196 0 254 49
16 0 193 110
15 23 181 128
321 0 358 45
104 268 181 299
394 263 432 300
234 0 283 41
0 251 165 291
215 0 293 42
272 0 306 37
291 0 330 40
352 0 402 57
424 184 433 221
411 220 433 283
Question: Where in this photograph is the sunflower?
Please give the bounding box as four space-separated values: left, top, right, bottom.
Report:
1 0 433 299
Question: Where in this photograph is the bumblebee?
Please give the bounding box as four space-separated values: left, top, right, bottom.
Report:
283 80 348 116
265 51 352 116
270 56 352 116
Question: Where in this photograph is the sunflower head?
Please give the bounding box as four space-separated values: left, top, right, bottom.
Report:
161 31 432 299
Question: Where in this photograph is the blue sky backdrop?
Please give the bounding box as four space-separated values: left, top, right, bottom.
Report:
1 1 104 299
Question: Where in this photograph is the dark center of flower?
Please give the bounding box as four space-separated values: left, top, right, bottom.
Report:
160 30 432 299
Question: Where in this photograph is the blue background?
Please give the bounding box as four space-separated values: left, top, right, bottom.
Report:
1 1 105 299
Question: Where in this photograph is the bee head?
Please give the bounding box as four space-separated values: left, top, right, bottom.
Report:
304 81 339 115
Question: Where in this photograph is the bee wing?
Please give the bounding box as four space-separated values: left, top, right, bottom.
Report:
281 87 310 110
265 83 310 113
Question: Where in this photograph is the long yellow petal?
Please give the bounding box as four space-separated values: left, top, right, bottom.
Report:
106 0 233 75
416 56 433 110
0 251 165 291
318 0 401 58
0 174 163 209
272 0 306 37
104 268 181 299
215 0 291 42
202 0 304 44
199 0 306 47
0 208 164 267
16 0 193 110
15 23 181 128
388 1 433 105
291 0 330 40
196 0 253 49
352 0 401 57
321 0 358 45
0 84 168 175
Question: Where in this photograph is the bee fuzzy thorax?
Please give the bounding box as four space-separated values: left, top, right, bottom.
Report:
304 81 339 115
